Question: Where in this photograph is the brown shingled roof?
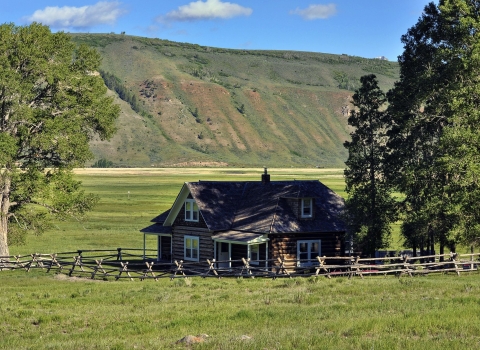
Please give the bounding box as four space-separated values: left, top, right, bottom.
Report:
187 180 345 233
151 209 171 223
140 223 172 234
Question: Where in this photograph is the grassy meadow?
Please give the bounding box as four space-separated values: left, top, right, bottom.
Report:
3 168 480 350
2 269 480 350
10 167 347 256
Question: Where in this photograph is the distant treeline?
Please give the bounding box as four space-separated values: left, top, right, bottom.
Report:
91 158 114 168
99 70 142 113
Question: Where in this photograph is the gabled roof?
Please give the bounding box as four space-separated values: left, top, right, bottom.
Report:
151 209 171 223
163 180 345 233
141 223 172 235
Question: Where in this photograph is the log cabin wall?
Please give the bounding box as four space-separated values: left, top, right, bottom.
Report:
171 226 214 262
269 232 345 267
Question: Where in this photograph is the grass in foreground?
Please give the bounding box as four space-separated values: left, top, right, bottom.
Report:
1 270 480 349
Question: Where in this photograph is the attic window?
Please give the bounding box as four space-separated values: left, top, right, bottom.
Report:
185 199 199 222
301 198 313 218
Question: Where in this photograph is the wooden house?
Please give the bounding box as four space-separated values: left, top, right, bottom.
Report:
141 169 346 267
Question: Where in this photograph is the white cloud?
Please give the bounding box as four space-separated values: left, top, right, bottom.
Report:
163 0 252 22
290 3 337 20
25 1 127 30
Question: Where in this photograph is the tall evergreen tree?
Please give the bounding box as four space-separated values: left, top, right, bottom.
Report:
387 0 480 253
0 23 120 257
344 74 397 257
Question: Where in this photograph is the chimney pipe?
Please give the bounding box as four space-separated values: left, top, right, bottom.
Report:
261 167 270 184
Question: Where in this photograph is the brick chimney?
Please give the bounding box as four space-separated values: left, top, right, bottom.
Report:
261 167 270 184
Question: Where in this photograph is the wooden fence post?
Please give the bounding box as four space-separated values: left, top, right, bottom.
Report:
27 253 44 272
91 259 106 279
274 257 291 279
171 260 186 280
116 262 133 281
239 258 254 278
450 252 461 276
141 261 158 281
47 254 62 273
69 255 85 276
401 255 413 277
349 256 363 279
204 259 220 278
315 256 330 278
117 248 123 261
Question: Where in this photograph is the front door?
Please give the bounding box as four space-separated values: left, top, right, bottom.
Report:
218 242 230 268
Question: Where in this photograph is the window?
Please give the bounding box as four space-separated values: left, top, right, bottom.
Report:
185 199 199 222
184 236 199 261
301 198 313 218
249 244 259 265
297 240 321 266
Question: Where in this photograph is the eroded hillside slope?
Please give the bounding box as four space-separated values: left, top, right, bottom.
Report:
73 34 399 167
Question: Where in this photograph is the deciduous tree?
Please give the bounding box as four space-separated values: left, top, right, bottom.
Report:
0 23 120 257
387 0 480 254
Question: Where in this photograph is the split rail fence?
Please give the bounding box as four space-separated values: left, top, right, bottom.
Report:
1 249 479 281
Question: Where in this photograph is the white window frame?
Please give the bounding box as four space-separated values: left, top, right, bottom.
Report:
184 235 199 262
301 198 313 218
297 239 321 267
185 199 199 222
249 244 260 265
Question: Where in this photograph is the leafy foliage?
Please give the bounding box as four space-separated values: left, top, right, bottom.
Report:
0 23 120 255
386 0 480 253
333 71 359 91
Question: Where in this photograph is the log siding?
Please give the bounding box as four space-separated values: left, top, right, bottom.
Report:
171 226 213 262
269 232 344 266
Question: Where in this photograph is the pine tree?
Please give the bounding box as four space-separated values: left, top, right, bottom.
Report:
344 75 397 257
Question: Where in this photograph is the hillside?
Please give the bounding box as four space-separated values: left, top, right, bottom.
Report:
72 34 399 168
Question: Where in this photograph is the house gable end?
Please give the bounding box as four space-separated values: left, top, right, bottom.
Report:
164 183 207 228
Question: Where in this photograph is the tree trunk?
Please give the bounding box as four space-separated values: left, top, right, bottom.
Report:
0 175 11 258
430 230 435 263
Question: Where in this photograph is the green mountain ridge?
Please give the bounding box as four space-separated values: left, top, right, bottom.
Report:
72 33 399 168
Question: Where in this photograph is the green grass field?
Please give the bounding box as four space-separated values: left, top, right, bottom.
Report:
2 267 480 349
3 168 480 349
10 167 347 256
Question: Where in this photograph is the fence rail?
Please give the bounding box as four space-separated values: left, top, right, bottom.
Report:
1 249 479 280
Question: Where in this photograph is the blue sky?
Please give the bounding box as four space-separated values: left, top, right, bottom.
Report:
2 0 434 60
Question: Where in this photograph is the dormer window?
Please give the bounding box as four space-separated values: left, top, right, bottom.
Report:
301 198 313 218
185 199 199 222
